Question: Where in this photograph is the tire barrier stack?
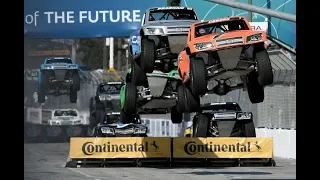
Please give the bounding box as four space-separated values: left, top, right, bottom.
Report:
24 122 91 143
65 137 276 168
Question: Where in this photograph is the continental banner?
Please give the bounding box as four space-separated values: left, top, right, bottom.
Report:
173 137 273 159
70 137 171 159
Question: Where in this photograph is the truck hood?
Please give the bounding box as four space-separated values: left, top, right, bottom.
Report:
194 30 264 42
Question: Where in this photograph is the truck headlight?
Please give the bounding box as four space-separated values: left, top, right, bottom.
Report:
72 120 81 124
99 95 111 101
135 127 147 134
246 33 262 43
69 65 77 69
100 127 114 134
237 112 252 120
194 42 214 50
43 65 54 69
146 28 164 35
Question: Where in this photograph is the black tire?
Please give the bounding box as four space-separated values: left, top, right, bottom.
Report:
38 72 48 103
72 71 80 91
255 47 274 86
123 83 137 115
171 106 183 124
184 86 200 113
247 72 264 103
69 86 77 103
193 114 209 137
89 97 95 112
176 84 187 113
243 120 256 137
120 110 132 124
131 60 146 86
140 38 155 73
190 57 207 96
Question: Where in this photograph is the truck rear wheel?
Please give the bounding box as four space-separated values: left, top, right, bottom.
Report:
131 60 146 86
72 72 80 91
38 73 49 103
171 106 183 124
185 86 200 113
176 84 187 113
69 86 77 103
140 38 155 73
243 120 256 137
190 57 207 96
193 114 209 137
123 83 137 115
247 72 264 103
255 47 274 86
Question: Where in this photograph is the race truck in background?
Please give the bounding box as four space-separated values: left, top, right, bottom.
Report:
89 111 147 137
37 57 80 103
122 68 184 124
178 16 274 111
129 6 199 75
43 109 83 126
184 102 256 137
89 82 123 124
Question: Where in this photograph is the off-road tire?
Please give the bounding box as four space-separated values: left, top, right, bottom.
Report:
38 72 49 103
123 83 137 115
69 86 77 103
95 103 106 124
131 60 146 86
140 38 155 73
247 72 264 103
72 72 80 91
184 86 200 113
120 110 133 124
190 57 207 96
243 120 256 137
193 114 209 137
176 84 187 113
171 106 183 124
255 47 274 86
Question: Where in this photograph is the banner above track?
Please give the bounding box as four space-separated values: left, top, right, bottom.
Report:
24 0 166 38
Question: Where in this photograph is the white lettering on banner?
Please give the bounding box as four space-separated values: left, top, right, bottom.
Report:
67 11 75 23
25 11 39 26
25 10 142 26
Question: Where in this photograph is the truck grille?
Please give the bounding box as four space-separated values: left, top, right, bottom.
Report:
167 26 190 34
114 128 134 135
54 65 68 69
215 37 243 47
214 112 237 119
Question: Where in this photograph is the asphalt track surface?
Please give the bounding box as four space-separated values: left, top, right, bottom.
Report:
25 143 296 180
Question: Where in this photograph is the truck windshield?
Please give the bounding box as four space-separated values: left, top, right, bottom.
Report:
195 19 249 38
54 110 78 116
46 58 72 64
149 9 198 21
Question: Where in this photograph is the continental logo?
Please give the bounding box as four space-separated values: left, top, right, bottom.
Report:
82 141 159 155
184 141 261 155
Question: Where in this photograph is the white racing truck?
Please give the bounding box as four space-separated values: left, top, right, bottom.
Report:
129 6 199 82
42 109 83 126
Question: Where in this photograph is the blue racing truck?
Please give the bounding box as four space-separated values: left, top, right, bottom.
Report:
37 57 80 103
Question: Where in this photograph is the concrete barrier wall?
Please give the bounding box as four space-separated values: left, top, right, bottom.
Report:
256 128 296 159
